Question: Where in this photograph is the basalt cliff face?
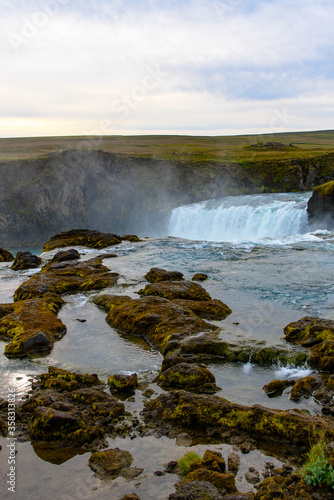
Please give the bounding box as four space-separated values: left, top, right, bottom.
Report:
307 180 334 230
1 148 334 246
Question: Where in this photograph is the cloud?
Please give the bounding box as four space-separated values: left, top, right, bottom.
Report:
0 0 333 137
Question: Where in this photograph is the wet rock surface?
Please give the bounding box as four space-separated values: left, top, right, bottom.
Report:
43 228 141 252
145 267 184 283
89 447 143 480
0 293 66 358
108 373 138 393
11 251 42 270
138 281 212 301
0 247 14 262
14 257 119 301
154 362 220 394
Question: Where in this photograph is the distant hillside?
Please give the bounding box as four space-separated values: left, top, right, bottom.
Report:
0 132 334 246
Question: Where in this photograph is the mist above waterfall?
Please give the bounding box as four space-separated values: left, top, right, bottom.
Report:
168 192 310 242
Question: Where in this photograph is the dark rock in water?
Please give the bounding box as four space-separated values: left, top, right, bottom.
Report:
154 362 220 394
43 229 141 252
0 248 14 262
289 376 316 401
169 481 225 500
14 257 119 301
108 373 138 393
0 366 127 454
263 379 295 398
192 273 208 281
145 267 184 283
227 452 240 475
307 180 334 229
138 281 212 301
49 248 80 263
143 390 334 459
0 293 66 358
201 450 226 474
254 470 314 499
11 251 42 271
88 447 142 480
182 469 237 495
310 341 334 372
30 406 83 441
93 294 217 355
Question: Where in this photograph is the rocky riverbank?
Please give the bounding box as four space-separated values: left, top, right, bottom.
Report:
0 229 334 498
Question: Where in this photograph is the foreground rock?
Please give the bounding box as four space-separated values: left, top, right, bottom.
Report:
43 229 141 252
0 293 66 357
307 180 334 229
0 248 14 262
0 367 127 459
94 294 218 355
108 373 138 393
143 390 334 462
138 281 212 301
14 257 119 301
11 251 42 271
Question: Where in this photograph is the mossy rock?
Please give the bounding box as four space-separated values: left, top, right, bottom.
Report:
290 377 316 401
0 248 14 262
94 294 217 355
88 447 134 479
182 469 237 495
30 406 84 441
40 366 100 390
42 229 140 252
0 294 66 358
263 379 295 398
48 248 80 264
155 363 219 394
173 299 232 321
14 257 119 301
284 317 334 346
138 281 212 301
309 341 334 372
108 373 138 393
201 450 226 474
169 481 226 500
192 273 208 282
145 267 184 283
143 390 334 458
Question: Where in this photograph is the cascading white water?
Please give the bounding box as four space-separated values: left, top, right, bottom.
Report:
168 192 310 242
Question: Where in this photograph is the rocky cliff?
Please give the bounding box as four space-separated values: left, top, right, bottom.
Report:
307 180 334 229
1 148 334 246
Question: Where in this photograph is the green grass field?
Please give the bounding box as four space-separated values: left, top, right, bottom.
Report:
1 130 334 162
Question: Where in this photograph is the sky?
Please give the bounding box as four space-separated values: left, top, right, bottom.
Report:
1 0 334 138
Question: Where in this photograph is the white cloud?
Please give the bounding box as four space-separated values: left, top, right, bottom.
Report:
0 0 333 137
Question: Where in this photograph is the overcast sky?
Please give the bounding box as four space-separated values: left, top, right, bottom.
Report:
1 0 333 137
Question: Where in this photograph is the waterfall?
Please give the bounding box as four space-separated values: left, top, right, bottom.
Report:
168 192 310 242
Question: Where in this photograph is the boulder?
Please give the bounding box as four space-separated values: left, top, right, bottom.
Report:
145 267 184 283
48 248 80 263
11 251 42 271
108 373 138 393
0 293 66 358
173 299 231 320
0 248 14 262
182 469 237 495
192 273 208 281
89 448 143 480
30 406 84 441
309 341 334 372
289 377 316 401
263 379 295 398
154 362 220 394
14 257 119 301
169 480 225 500
43 229 140 252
